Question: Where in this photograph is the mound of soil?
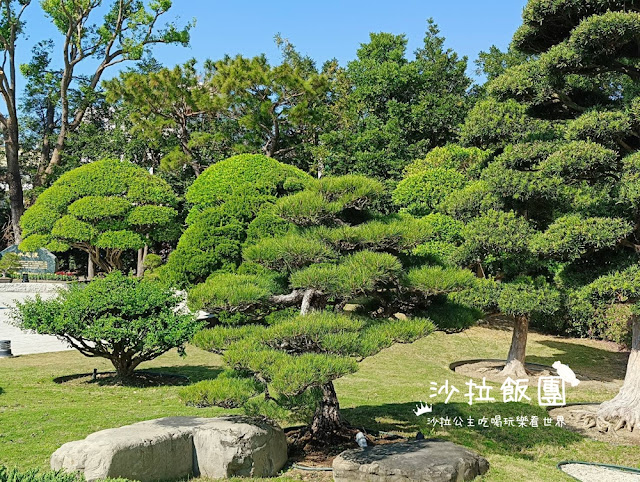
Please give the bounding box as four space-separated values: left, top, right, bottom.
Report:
452 359 557 385
53 371 189 387
550 404 640 446
285 426 408 469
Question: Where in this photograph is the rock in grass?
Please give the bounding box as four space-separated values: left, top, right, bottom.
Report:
51 416 287 481
332 439 489 481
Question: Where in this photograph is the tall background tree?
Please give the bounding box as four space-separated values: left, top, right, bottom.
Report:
37 0 191 184
319 20 471 180
0 0 31 242
105 59 220 179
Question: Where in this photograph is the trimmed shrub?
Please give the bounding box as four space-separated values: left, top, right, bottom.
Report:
12 272 202 379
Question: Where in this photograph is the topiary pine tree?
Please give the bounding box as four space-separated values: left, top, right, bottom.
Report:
161 154 312 286
19 159 179 274
185 174 479 444
458 0 640 430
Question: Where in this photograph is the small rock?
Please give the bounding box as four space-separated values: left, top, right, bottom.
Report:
333 439 489 481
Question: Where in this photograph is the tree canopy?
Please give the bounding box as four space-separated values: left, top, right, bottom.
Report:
20 159 179 273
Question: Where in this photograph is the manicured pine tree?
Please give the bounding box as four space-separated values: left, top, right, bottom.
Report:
185 173 478 444
459 0 640 430
161 154 312 286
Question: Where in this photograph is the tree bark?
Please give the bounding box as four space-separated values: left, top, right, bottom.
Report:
501 314 529 378
137 247 144 278
300 289 326 315
310 382 344 438
3 118 24 244
596 315 640 431
110 354 142 380
87 254 94 281
34 101 56 187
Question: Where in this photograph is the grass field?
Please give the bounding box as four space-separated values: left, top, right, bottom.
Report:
0 320 637 481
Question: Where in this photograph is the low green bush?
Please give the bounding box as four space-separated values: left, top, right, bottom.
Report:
13 272 202 379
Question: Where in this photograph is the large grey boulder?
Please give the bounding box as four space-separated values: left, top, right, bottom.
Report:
332 440 489 482
51 416 287 481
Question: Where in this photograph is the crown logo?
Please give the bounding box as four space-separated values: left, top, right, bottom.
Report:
413 401 433 416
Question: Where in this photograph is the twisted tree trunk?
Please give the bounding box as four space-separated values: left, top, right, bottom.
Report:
596 315 640 431
310 382 344 439
500 314 529 378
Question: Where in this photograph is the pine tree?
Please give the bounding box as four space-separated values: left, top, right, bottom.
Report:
184 169 478 444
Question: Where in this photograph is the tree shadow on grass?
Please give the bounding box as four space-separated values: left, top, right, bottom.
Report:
53 366 224 387
143 365 224 383
527 340 628 383
343 402 583 460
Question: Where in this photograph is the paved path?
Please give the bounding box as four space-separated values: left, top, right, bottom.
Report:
0 291 72 356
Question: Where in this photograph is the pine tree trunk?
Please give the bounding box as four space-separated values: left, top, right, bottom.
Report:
310 382 344 439
3 118 24 244
596 315 640 431
501 314 529 378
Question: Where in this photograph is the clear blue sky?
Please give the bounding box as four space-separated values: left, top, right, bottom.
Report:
17 0 527 91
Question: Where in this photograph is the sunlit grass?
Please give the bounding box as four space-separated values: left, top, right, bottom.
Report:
0 322 636 481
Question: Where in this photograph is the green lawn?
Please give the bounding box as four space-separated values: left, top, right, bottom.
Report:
0 322 637 481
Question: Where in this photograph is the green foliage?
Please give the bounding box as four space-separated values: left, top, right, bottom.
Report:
179 371 264 408
246 212 296 244
0 253 21 276
275 175 384 225
164 155 312 286
244 234 336 272
12 272 202 378
438 180 504 222
456 210 535 277
143 254 163 271
290 251 402 298
497 280 562 318
162 207 244 286
312 214 457 254
186 154 310 211
404 145 491 179
449 277 500 313
530 215 632 261
393 168 466 216
0 466 81 482
427 300 484 333
461 98 557 149
405 265 476 295
187 273 279 313
20 160 178 272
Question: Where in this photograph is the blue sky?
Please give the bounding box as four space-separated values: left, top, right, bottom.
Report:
17 0 527 91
